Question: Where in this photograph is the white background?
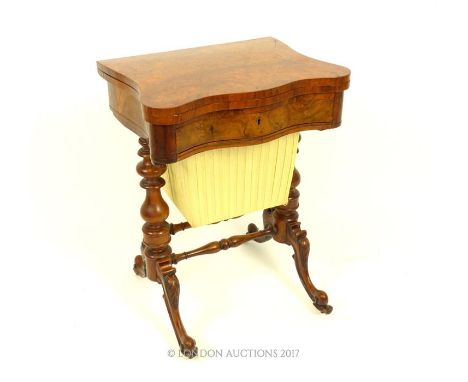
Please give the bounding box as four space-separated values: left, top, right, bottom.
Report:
1 1 467 381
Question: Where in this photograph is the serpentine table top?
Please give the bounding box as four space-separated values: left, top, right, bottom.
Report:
96 37 351 358
97 37 350 164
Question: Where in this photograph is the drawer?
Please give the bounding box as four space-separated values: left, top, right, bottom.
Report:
174 92 342 160
106 77 344 163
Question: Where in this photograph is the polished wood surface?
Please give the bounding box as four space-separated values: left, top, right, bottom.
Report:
134 138 197 358
261 168 332 313
171 226 274 263
98 37 350 163
98 37 349 123
132 139 334 357
98 39 349 357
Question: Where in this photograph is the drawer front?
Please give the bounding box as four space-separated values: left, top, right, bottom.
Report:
175 92 339 159
105 78 344 164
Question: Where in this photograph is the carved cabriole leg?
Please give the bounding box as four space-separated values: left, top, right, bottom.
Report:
134 138 197 358
264 168 333 314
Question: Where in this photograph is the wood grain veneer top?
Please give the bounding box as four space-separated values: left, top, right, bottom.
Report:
97 37 350 125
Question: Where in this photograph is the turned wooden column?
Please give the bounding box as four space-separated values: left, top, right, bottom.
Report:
134 138 197 358
263 167 333 314
134 137 172 281
266 168 301 244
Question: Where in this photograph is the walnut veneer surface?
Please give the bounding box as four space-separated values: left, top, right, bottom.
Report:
97 38 350 358
97 37 350 163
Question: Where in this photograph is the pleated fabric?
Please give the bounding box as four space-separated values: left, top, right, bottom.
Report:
162 132 299 227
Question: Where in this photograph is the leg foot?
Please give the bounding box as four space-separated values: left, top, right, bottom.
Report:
287 222 333 314
137 138 197 357
133 243 148 278
266 168 333 314
133 255 147 278
159 267 197 358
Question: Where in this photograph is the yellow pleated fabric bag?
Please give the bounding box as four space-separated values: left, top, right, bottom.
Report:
162 132 299 227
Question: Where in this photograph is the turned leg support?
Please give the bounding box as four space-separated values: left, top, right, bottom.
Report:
133 137 331 357
133 138 197 358
263 168 333 314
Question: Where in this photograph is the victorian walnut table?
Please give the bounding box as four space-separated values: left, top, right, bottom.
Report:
97 37 350 358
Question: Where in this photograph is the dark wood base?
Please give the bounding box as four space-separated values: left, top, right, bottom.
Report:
133 138 331 358
260 168 332 314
